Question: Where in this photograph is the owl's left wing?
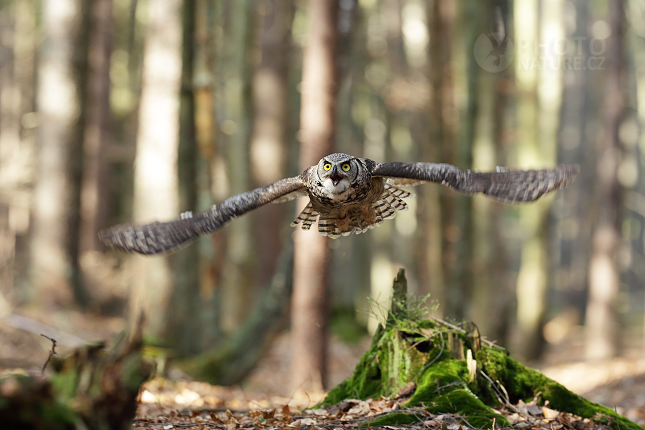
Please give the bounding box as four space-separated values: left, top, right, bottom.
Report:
371 162 579 202
99 174 309 255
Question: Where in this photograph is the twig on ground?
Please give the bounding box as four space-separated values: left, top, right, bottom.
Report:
40 334 58 376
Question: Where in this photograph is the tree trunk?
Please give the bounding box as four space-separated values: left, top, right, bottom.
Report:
170 0 201 357
291 0 339 393
513 0 563 361
470 0 514 346
130 0 183 338
218 0 256 333
427 0 460 319
585 0 625 361
30 0 89 308
250 0 293 287
79 0 113 292
0 0 37 303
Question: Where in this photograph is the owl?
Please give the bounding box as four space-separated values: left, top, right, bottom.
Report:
99 153 578 255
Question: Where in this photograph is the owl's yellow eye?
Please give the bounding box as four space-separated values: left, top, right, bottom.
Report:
341 163 351 172
323 163 332 171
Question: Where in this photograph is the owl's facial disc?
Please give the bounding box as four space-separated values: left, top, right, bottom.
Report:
322 165 350 195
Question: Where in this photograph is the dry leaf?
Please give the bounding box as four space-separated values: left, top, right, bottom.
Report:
396 382 417 399
281 405 293 423
527 404 543 416
542 406 560 419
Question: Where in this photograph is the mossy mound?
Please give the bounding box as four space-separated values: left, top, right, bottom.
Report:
320 271 642 430
321 318 641 429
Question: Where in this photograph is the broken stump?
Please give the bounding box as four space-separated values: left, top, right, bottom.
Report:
320 269 643 430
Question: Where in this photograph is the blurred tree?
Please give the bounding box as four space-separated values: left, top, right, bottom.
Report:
218 0 256 333
512 0 563 361
250 0 294 287
191 0 224 351
427 0 459 318
30 0 89 308
291 0 339 393
170 0 201 356
129 0 183 338
469 1 515 346
79 0 113 291
414 0 446 318
551 0 592 342
585 0 626 361
167 0 300 375
0 0 38 300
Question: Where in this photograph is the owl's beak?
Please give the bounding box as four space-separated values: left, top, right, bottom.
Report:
330 166 344 186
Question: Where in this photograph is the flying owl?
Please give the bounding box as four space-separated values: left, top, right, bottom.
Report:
99 153 579 255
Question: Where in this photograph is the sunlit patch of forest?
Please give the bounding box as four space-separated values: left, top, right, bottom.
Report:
0 0 643 408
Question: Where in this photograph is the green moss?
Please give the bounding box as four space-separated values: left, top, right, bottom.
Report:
406 359 509 428
477 348 643 430
322 344 383 405
368 412 423 426
427 389 507 429
321 318 644 430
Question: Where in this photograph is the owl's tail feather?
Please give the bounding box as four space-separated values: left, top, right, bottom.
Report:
314 185 416 238
383 184 413 209
291 202 319 230
318 216 345 239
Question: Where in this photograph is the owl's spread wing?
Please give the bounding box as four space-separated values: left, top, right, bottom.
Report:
99 175 308 255
371 162 579 202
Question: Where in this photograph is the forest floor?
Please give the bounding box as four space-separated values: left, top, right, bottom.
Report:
1 311 644 429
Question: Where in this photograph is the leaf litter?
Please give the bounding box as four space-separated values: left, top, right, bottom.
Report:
132 380 619 430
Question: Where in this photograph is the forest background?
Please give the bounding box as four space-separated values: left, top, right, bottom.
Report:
0 0 642 397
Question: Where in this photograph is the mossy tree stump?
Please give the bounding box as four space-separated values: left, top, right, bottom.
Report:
0 328 153 430
321 269 643 430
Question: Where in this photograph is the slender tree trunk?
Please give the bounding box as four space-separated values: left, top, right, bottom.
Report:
552 0 591 339
250 0 292 287
0 5 18 301
514 0 564 361
30 0 89 308
0 0 37 303
193 0 223 351
427 0 459 317
130 0 183 337
585 0 625 361
170 0 201 356
470 0 514 345
291 0 339 393
79 0 113 290
218 0 256 333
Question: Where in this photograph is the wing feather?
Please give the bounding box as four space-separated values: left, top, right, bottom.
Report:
99 175 308 255
372 162 579 203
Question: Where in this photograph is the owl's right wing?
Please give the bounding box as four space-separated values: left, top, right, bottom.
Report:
99 173 310 255
371 162 579 203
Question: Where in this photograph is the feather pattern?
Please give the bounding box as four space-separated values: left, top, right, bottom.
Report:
291 202 319 230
